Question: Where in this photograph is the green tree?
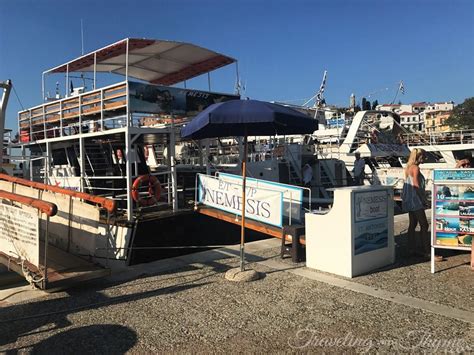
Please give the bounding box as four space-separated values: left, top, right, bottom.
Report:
371 100 379 110
445 97 474 129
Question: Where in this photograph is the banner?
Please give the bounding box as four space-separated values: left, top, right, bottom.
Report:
0 204 40 267
218 173 304 222
198 174 283 227
128 82 239 118
434 169 474 182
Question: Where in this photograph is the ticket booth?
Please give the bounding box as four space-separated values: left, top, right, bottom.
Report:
305 186 395 278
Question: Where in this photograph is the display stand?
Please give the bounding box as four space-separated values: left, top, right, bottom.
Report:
431 169 474 273
305 186 395 278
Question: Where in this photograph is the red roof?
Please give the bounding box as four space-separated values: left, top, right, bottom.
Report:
400 111 417 116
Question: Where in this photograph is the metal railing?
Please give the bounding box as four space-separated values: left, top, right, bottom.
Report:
402 129 474 146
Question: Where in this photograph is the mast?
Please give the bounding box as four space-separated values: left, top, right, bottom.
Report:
0 80 12 169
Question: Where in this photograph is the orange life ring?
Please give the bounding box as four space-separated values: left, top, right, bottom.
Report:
131 175 161 207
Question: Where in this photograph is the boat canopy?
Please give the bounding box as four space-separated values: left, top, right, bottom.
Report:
43 38 236 86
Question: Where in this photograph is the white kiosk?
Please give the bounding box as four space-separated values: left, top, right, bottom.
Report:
305 186 395 278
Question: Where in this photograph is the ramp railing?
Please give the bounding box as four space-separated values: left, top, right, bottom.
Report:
0 190 57 289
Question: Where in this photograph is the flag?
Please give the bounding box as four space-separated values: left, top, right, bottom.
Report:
315 70 327 105
399 81 405 95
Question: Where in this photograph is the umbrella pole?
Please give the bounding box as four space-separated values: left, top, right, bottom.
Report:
240 134 248 272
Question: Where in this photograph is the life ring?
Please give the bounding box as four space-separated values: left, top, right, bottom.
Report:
131 175 161 207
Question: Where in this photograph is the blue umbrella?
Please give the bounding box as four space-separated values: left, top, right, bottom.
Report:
181 99 317 272
181 99 317 139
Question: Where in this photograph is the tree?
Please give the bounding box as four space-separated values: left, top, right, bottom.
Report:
445 97 474 129
361 97 371 111
364 99 371 111
371 100 379 110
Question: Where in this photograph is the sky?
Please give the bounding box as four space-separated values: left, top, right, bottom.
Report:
1 0 473 131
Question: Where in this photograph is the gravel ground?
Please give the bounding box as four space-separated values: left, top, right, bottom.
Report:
0 249 472 353
0 211 472 353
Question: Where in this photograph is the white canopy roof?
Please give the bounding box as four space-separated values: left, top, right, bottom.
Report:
45 38 236 86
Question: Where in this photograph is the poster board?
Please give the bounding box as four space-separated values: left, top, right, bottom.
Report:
197 174 283 228
0 204 40 267
353 189 390 255
431 169 474 273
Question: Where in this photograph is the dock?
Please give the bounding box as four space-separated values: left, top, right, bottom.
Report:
0 213 472 353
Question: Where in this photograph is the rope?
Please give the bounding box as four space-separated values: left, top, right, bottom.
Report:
12 84 25 110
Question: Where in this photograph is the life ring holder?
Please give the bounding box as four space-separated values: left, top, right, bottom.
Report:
131 175 161 207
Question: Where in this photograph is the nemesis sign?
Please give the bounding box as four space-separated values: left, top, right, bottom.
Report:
198 174 283 227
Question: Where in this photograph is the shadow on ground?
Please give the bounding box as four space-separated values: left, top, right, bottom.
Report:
0 259 233 351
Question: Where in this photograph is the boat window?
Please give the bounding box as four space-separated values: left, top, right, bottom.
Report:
52 149 68 165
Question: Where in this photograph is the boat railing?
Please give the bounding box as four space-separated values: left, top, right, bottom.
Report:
402 129 474 146
18 82 129 143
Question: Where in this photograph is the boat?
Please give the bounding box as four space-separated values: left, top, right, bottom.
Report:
3 38 247 270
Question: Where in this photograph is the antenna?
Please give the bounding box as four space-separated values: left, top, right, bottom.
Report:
81 19 84 55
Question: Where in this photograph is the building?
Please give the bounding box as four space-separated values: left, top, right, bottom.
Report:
376 104 401 113
424 110 452 134
399 111 423 132
423 102 454 134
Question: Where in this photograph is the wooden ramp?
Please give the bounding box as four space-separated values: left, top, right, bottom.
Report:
196 206 306 245
0 245 110 291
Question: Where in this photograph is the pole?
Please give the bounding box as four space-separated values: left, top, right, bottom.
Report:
391 82 400 104
240 133 248 271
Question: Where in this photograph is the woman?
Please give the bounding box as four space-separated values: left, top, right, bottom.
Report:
402 148 433 258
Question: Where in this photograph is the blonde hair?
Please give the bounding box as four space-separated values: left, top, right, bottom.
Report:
405 148 425 176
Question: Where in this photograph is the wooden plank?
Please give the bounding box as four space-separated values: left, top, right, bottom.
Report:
104 92 127 100
104 100 126 110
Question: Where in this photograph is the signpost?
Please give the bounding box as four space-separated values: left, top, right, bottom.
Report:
431 168 474 273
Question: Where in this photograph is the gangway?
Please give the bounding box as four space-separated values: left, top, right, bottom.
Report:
0 175 115 290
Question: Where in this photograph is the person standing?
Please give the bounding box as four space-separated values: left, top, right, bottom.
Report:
353 152 365 185
302 163 313 187
402 148 440 260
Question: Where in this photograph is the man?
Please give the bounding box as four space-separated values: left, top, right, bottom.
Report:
353 152 365 185
302 163 313 187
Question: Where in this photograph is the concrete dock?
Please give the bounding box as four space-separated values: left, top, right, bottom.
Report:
0 213 472 353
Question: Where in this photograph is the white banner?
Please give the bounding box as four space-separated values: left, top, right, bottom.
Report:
0 204 40 267
218 173 304 222
198 174 283 227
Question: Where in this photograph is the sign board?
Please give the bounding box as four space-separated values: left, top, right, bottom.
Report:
198 174 283 227
353 190 389 255
432 169 474 251
218 172 304 222
128 82 239 117
0 204 40 267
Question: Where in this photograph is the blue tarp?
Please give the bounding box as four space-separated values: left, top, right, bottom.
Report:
181 99 317 139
